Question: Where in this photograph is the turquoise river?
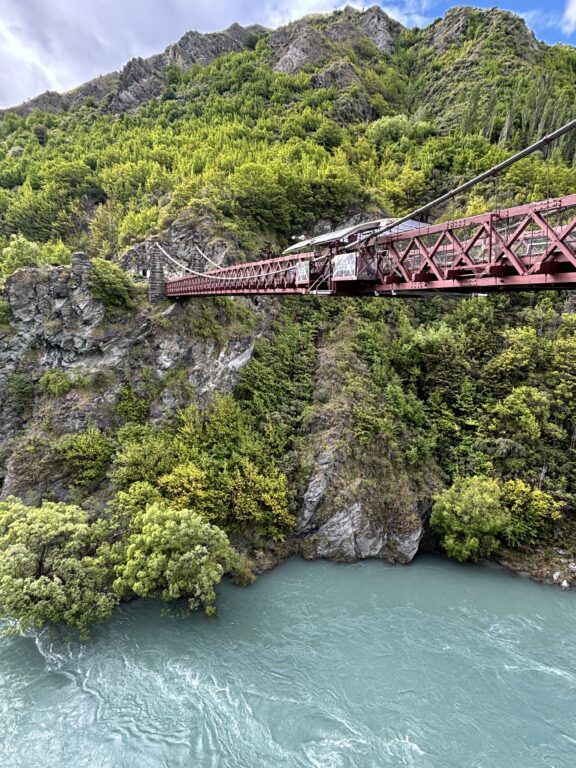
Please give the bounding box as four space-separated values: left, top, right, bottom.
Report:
1 556 576 767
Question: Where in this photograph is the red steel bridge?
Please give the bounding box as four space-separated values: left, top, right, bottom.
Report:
164 120 576 299
165 194 576 298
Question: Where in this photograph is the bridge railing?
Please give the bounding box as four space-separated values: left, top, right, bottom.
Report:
164 194 576 297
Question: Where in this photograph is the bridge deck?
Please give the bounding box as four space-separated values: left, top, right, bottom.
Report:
164 195 576 298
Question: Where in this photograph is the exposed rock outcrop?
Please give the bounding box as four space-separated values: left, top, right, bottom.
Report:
0 255 264 504
297 441 432 565
423 6 539 57
268 6 403 75
295 316 440 565
311 60 361 91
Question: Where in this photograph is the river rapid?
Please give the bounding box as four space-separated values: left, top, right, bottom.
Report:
1 555 575 768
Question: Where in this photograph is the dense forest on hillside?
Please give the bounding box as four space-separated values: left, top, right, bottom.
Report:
1 6 576 635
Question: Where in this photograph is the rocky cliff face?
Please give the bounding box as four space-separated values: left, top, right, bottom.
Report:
294 314 439 565
407 7 542 128
0 255 263 504
423 6 539 57
268 5 402 75
0 258 428 565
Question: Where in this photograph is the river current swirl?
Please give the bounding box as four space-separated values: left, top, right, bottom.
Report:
1 555 575 767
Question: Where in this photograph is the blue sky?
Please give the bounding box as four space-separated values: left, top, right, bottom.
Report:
0 0 575 109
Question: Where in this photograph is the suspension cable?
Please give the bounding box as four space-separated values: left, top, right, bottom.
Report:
155 243 200 274
194 244 230 271
353 116 576 250
158 242 325 282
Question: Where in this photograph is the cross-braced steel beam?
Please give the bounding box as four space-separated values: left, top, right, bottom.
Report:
164 195 576 298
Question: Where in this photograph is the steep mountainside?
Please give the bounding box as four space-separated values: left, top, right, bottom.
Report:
1 5 576 633
0 22 270 118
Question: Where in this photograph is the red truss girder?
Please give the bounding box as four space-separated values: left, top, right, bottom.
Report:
164 195 576 298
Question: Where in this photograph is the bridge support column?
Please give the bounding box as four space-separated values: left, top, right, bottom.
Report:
149 250 166 303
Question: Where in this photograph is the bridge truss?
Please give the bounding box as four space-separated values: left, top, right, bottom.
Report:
164 194 576 298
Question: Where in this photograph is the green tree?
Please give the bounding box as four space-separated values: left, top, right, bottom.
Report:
111 425 187 487
114 501 240 615
501 479 562 548
58 424 116 492
108 481 163 534
0 498 117 636
0 235 42 281
218 458 293 540
158 462 209 511
90 258 136 310
431 476 508 562
38 369 75 397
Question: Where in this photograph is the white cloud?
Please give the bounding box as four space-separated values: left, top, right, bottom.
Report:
517 9 562 33
562 0 576 33
378 4 431 27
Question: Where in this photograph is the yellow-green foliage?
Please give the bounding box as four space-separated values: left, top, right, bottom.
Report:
6 373 34 410
158 462 208 511
38 368 88 397
431 475 562 561
57 424 115 491
111 396 295 542
431 476 509 562
0 494 249 634
89 258 136 310
0 235 70 282
0 497 118 636
114 501 239 616
501 479 562 548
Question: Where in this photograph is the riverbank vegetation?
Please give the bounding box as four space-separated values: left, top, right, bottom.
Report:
0 495 248 636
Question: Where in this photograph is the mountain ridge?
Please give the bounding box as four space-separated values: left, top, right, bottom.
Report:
0 20 270 118
0 4 544 120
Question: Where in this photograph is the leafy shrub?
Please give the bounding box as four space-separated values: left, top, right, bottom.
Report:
109 481 163 533
0 299 11 326
58 424 116 491
500 479 562 548
90 258 136 310
114 384 152 424
40 240 70 265
6 373 35 410
432 476 563 561
113 501 241 616
0 497 118 636
157 462 208 511
0 236 70 284
0 235 42 281
217 458 293 540
431 476 507 562
111 425 186 488
38 369 75 397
